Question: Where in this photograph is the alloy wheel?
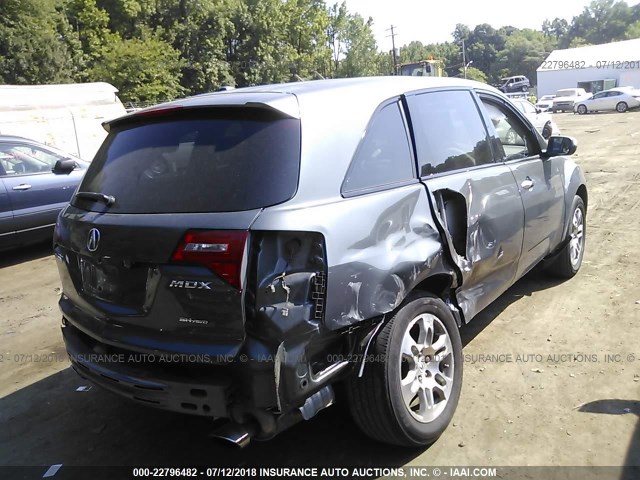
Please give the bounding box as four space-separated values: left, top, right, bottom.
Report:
399 313 454 423
569 206 585 268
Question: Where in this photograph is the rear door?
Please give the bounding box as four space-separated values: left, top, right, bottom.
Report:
603 91 622 110
55 105 302 356
477 94 565 278
0 142 82 234
404 88 525 321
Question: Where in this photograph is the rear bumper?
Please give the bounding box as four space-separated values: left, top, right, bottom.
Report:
63 321 233 417
61 307 353 417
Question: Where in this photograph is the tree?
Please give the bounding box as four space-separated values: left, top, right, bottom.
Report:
568 0 633 45
152 0 235 93
461 66 488 83
284 0 332 80
625 20 640 39
89 30 185 103
96 0 157 38
63 0 119 78
568 37 591 48
465 24 507 82
497 29 555 85
0 0 79 84
542 18 569 41
338 13 380 77
452 23 470 42
327 1 348 76
398 41 429 64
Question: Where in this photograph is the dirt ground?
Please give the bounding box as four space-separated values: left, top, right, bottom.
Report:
1 111 639 473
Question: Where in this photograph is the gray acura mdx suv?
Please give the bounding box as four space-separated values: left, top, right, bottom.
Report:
55 77 587 447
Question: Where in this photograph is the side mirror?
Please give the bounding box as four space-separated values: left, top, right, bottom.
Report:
52 159 77 174
544 136 578 157
536 108 542 114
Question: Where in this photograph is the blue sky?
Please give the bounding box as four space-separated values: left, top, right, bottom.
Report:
344 0 640 50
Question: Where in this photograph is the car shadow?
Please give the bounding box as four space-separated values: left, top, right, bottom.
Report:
0 368 420 469
578 400 640 478
460 266 565 347
0 242 52 269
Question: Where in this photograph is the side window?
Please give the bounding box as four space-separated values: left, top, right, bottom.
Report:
0 144 62 176
407 90 493 176
480 99 539 161
342 101 414 194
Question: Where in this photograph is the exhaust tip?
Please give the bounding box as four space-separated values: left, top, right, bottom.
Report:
209 422 252 448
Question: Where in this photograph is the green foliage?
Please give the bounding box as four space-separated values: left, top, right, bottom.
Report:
568 37 591 48
2 0 639 100
88 30 185 103
625 20 640 39
461 66 487 83
568 0 633 45
0 0 78 84
338 14 381 77
496 29 556 84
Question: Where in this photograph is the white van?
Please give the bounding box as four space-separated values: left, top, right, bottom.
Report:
0 82 127 161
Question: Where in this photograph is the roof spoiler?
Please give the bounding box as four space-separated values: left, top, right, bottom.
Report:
103 94 300 132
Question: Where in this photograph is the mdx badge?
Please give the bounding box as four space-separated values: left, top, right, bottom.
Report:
169 280 212 290
87 228 100 252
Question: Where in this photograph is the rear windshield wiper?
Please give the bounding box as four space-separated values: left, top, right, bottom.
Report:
75 191 116 206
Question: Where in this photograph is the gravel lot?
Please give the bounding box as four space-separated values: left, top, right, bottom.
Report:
1 111 639 472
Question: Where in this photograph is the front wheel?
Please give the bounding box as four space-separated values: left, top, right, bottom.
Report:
577 104 587 115
346 292 463 446
547 195 586 278
616 102 628 113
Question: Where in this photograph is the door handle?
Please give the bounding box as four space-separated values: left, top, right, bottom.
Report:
521 178 534 190
12 184 32 191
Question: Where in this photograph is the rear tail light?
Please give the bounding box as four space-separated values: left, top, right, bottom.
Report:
171 230 248 289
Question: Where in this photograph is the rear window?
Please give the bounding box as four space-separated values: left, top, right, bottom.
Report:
74 108 301 213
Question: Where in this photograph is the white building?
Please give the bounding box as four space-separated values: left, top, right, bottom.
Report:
537 38 640 97
0 82 126 160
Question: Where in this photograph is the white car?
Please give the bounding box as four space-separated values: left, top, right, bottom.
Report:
536 95 555 112
552 88 590 113
511 99 559 139
574 88 640 114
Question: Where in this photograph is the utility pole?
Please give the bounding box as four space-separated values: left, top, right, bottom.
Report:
461 38 467 79
387 25 398 74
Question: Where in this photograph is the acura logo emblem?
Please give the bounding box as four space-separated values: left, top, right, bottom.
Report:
87 228 101 252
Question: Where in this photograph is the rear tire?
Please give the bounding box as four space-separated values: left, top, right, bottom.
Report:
547 195 586 278
616 102 628 113
346 292 463 447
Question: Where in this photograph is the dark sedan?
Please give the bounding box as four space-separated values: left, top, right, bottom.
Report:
0 135 88 251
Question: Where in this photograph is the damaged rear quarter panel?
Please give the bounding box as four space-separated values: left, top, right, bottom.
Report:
251 184 452 331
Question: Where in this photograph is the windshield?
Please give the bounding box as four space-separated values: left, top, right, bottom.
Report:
556 89 577 97
74 108 301 214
